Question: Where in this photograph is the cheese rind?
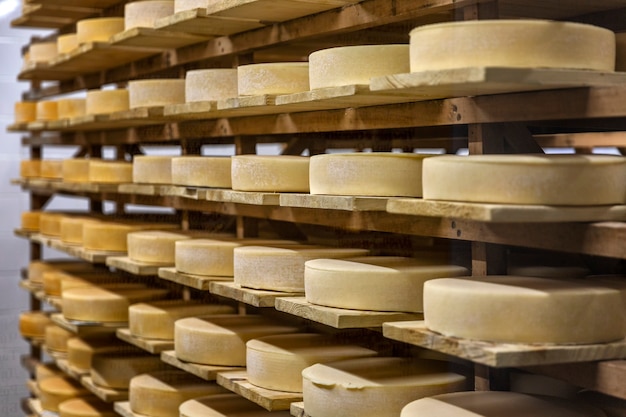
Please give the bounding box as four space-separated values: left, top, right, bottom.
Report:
29 42 58 63
127 230 191 263
128 79 185 108
88 160 133 183
44 324 74 352
39 212 64 236
14 101 37 123
57 98 86 119
82 221 145 251
19 311 52 338
20 160 40 178
231 155 310 192
56 33 78 55
40 160 64 179
36 101 58 121
124 1 175 30
58 397 117 417
171 155 232 187
62 158 91 183
76 17 124 44
21 211 41 231
90 352 170 389
36 363 64 382
39 376 90 411
132 155 174 184
60 216 97 244
185 69 238 102
238 62 310 96
86 89 129 115
179 393 292 417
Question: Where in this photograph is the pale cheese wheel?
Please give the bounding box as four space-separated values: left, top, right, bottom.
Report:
29 42 58 63
422 155 626 206
129 371 227 417
128 79 185 108
62 158 91 183
234 245 369 292
19 311 52 338
60 216 98 244
85 89 129 115
309 45 410 89
174 314 300 366
127 230 191 263
88 160 133 183
129 299 235 339
185 69 238 102
76 17 124 44
125 0 175 30
616 32 626 71
409 20 616 72
82 221 148 251
305 256 469 312
57 33 78 55
44 324 73 352
40 160 64 179
39 212 64 236
21 211 41 231
39 376 91 412
246 333 378 392
423 276 626 344
58 398 117 417
237 62 309 96
35 363 64 383
310 152 432 197
90 352 170 389
231 155 310 192
62 286 169 322
57 98 86 119
302 357 467 417
36 101 58 121
14 101 37 123
20 160 40 178
132 155 173 184
171 156 232 187
67 336 137 371
179 393 292 417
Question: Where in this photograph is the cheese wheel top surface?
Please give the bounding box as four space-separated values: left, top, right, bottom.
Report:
124 0 175 30
58 397 117 417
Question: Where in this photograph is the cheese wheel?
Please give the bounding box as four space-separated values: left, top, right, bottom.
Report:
185 69 238 102
85 89 129 115
247 333 378 392
57 98 86 119
128 79 185 108
76 17 124 44
409 20 616 72
39 212 64 236
40 160 64 179
127 230 191 263
67 336 137 371
44 324 73 352
179 393 292 417
90 352 170 389
234 245 369 292
14 101 37 123
124 1 175 30
36 363 64 382
62 158 91 183
56 279 146 298
130 371 227 417
132 155 173 184
82 221 147 251
174 314 300 366
422 155 626 206
57 33 78 55
171 156 232 187
401 391 606 417
19 311 52 338
424 276 626 344
39 376 91 412
310 152 432 197
305 256 469 312
60 216 98 244
302 357 467 417
237 62 309 96
62 287 169 322
20 160 40 178
129 299 235 339
21 211 41 231
36 101 58 121
58 398 117 417
231 155 310 192
29 42 58 63
28 260 95 285
309 45 410 89
88 160 133 183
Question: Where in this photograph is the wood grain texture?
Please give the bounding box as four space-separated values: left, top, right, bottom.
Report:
51 313 125 335
216 370 302 411
154 9 263 36
81 376 128 402
209 282 300 308
160 350 240 381
280 194 389 212
158 267 232 291
110 28 208 50
105 256 164 276
115 328 173 354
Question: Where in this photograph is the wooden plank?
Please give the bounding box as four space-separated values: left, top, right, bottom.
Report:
161 185 208 200
160 350 241 381
6 122 29 132
110 27 209 50
209 282 300 308
383 321 626 368
217 95 280 117
154 9 264 36
116 328 174 354
27 399 44 417
31 0 122 8
163 100 220 119
216 370 302 411
51 313 126 335
290 402 309 417
106 256 165 276
158 267 232 291
275 297 422 329
118 183 163 196
205 189 280 206
206 0 357 22
46 238 125 264
113 402 136 417
280 194 389 211
56 358 89 381
81 375 129 402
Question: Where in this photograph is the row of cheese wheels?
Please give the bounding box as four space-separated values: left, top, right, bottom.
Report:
20 153 626 205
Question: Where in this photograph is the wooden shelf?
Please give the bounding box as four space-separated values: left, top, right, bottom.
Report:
280 194 389 212
115 328 174 354
26 399 45 417
81 376 128 402
51 313 126 336
106 256 165 276
158 267 232 291
114 402 146 417
160 350 241 381
55 358 89 381
16 231 125 264
290 402 308 417
154 8 263 37
209 282 302 308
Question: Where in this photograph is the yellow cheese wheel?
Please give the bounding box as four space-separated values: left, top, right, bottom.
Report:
231 155 310 192
422 155 626 206
309 45 410 89
85 89 129 115
90 352 170 389
40 160 64 179
60 216 98 244
39 212 65 236
54 277 146 298
76 17 124 44
171 156 232 187
128 79 185 108
67 336 137 371
29 42 58 63
58 397 117 417
185 69 238 102
409 20 616 72
45 324 74 352
179 393 292 417
36 101 58 121
19 311 52 338
21 211 41 231
132 155 173 184
82 221 147 251
28 259 95 285
57 33 78 55
35 363 64 383
127 230 192 263
20 160 41 178
62 158 91 183
88 160 133 183
237 62 310 96
14 101 37 123
124 0 175 30
39 376 91 412
57 98 86 119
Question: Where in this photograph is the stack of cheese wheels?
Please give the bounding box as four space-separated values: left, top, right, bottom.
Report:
28 259 96 286
124 0 175 30
231 155 310 192
39 212 65 236
174 314 300 366
171 156 232 187
409 20 616 72
36 362 64 383
90 351 171 389
234 244 369 292
132 155 174 184
56 33 78 55
128 299 235 340
68 336 138 372
185 69 238 102
82 220 161 252
308 44 410 89
21 160 42 179
62 286 169 322
62 158 91 182
40 159 64 179
29 41 58 63
127 230 191 264
237 62 310 96
58 397 117 417
400 391 606 417
57 98 86 119
14 101 37 123
60 216 100 244
310 152 432 197
422 155 626 206
128 79 185 108
44 324 74 353
179 393 292 417
302 357 467 417
39 376 91 411
86 89 130 115
76 17 124 44
129 371 228 417
423 276 626 344
36 101 58 121
305 256 469 312
21 210 41 231
19 311 52 339
88 159 133 183
246 333 378 392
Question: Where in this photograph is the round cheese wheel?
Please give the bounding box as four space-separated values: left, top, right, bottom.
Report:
129 299 235 339
132 155 174 184
234 245 370 292
231 155 310 192
19 311 52 338
422 155 626 206
424 276 626 344
82 221 147 251
21 211 41 231
125 0 175 30
310 152 432 197
305 256 469 312
39 376 91 412
128 79 185 108
36 363 64 383
14 101 37 123
185 69 238 102
20 160 40 178
246 333 378 392
179 393 292 417
309 44 410 89
60 216 99 245
90 352 170 389
39 212 64 236
58 397 117 417
28 259 95 285
29 42 58 63
88 160 133 183
302 357 467 417
409 20 616 72
130 371 227 417
86 89 129 115
57 33 78 55
44 324 74 352
174 314 300 366
62 158 91 183
57 98 86 119
76 17 124 44
171 156 232 187
237 62 310 96
40 160 64 179
67 336 136 371
127 230 191 263
36 101 58 121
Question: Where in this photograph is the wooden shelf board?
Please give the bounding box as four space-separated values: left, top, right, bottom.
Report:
161 185 208 200
31 0 123 8
216 370 302 411
163 101 220 120
116 328 174 354
275 297 422 329
290 402 308 417
43 295 62 310
12 13 75 29
154 9 264 37
26 379 38 396
383 320 626 368
205 0 358 22
217 95 282 117
205 189 280 205
19 3 99 19
14 227 37 238
67 107 167 131
280 193 389 212
106 256 166 276
46 238 125 264
114 401 148 417
209 281 301 308
54 181 122 194
160 350 241 381
109 27 209 50
118 183 165 196
51 313 127 335
26 398 45 417
56 358 88 381
158 267 232 291
81 375 129 402
7 122 29 132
